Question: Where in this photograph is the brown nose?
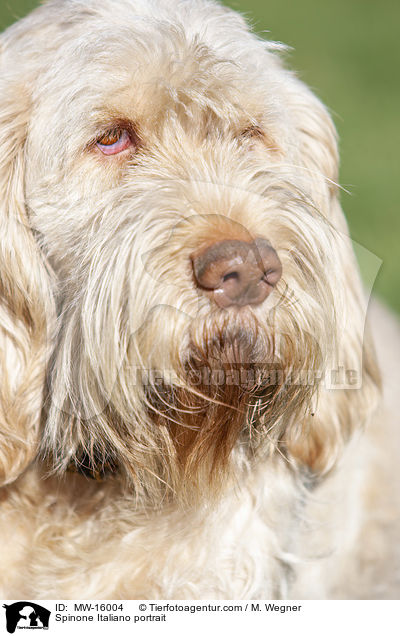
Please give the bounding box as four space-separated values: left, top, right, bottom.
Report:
191 238 282 308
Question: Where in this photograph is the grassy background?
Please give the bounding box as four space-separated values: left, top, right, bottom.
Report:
1 0 399 313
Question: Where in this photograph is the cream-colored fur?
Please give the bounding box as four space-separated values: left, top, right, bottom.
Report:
0 0 398 598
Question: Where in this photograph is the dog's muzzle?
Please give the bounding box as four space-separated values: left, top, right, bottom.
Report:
191 238 282 308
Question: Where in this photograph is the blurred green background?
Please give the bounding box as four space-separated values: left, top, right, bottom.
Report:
1 0 399 313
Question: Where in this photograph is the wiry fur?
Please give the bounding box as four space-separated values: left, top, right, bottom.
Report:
0 0 398 598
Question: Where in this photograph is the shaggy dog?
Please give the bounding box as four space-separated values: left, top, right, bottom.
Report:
0 0 399 599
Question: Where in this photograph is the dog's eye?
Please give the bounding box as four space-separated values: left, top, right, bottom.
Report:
96 128 133 155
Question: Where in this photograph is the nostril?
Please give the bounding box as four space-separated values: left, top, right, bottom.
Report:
263 267 281 287
222 271 240 283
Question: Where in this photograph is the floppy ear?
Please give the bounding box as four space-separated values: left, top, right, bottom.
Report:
282 80 381 474
0 64 55 485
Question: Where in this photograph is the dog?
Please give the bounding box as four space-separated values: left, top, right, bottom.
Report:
0 0 399 599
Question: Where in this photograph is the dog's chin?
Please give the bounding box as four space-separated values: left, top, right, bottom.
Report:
142 313 314 498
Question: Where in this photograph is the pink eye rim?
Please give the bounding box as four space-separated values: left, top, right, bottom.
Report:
96 128 133 155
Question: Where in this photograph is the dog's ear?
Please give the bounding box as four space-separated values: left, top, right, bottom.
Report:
282 82 381 474
0 59 55 485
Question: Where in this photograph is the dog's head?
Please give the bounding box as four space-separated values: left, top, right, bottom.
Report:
0 0 379 502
